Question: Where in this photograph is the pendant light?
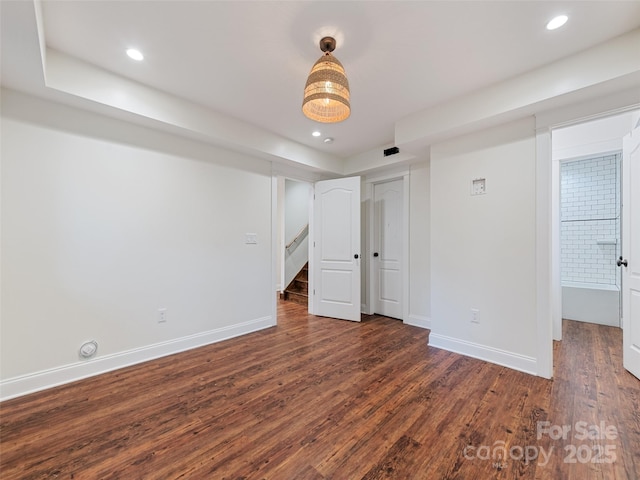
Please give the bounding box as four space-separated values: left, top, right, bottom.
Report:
302 36 350 123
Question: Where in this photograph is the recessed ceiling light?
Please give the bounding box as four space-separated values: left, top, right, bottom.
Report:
126 48 144 61
312 131 321 137
324 137 334 144
546 15 568 30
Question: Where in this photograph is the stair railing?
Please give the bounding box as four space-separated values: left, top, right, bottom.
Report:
285 223 309 254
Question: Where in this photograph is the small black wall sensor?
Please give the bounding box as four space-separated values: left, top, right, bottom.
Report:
383 146 400 157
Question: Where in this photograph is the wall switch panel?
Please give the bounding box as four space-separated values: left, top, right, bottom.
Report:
471 178 486 196
245 233 258 244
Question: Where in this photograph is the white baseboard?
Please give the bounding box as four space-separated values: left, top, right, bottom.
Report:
0 315 274 401
404 314 431 329
428 333 537 376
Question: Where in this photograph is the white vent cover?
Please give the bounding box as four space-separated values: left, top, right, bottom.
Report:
79 340 98 359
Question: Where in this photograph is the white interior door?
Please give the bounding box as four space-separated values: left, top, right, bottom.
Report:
373 179 403 319
622 126 640 380
313 176 361 322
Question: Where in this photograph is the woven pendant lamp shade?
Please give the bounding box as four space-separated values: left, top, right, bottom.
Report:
302 37 350 123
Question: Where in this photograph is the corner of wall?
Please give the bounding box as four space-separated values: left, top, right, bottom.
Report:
405 314 431 330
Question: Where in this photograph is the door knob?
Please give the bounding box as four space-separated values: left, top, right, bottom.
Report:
354 254 359 259
617 256 628 267
373 252 379 257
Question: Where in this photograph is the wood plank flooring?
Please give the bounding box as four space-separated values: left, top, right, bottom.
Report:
1 301 639 479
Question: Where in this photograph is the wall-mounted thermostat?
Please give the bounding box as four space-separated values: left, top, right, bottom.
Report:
471 178 486 196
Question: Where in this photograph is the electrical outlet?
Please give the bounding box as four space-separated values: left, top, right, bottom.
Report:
158 308 167 323
471 308 480 324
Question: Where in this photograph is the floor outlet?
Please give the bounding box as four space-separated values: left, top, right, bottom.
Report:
158 308 167 323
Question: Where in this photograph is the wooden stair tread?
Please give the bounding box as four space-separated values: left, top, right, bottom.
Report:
283 262 309 305
283 290 308 305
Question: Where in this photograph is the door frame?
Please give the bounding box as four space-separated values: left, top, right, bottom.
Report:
278 177 313 297
535 93 640 379
271 167 327 324
364 170 410 321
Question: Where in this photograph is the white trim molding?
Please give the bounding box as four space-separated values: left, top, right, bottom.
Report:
535 127 554 379
429 333 537 376
0 315 274 401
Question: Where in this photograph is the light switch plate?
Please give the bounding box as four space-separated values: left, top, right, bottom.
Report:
471 178 486 196
245 233 258 244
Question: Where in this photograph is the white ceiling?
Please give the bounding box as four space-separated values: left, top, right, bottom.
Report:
3 1 640 160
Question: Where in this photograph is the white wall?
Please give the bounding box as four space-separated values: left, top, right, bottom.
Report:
430 117 538 373
408 161 431 327
1 89 274 398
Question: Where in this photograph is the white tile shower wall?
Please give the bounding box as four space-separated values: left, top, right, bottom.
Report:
561 154 620 286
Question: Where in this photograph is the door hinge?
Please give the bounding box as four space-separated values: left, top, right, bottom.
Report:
313 289 316 295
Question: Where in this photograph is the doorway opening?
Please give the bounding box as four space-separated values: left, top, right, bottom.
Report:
558 152 621 327
279 178 312 307
551 110 640 334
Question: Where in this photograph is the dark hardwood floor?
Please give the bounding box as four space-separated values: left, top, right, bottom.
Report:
1 301 639 479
